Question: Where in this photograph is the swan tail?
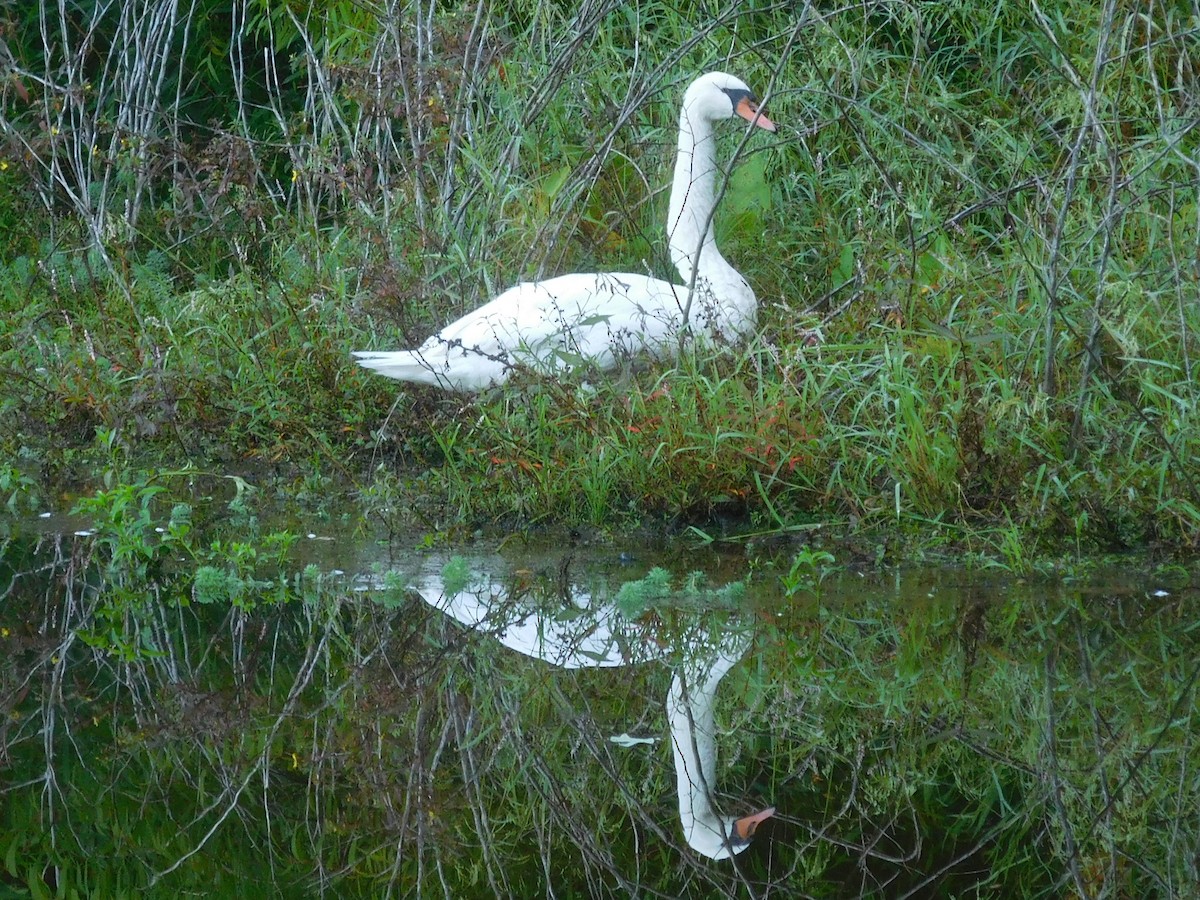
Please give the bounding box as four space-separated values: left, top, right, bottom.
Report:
352 351 444 386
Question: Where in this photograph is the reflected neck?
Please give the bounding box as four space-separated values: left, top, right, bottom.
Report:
668 643 746 859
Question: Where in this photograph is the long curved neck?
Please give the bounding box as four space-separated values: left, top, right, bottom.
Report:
670 669 719 826
668 639 747 858
666 104 738 288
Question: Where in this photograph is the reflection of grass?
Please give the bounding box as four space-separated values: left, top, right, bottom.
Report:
614 566 745 618
1 505 1198 896
1 2 1198 557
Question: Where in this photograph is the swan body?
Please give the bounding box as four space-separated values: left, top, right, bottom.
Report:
668 632 775 859
404 554 773 859
354 72 776 391
410 554 665 668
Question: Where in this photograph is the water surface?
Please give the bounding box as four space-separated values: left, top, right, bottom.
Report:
1 510 1195 897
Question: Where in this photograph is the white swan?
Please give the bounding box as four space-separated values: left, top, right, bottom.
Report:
668 632 775 860
353 72 776 391
401 555 774 859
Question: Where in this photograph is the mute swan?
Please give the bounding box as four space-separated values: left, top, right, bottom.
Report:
403 555 774 859
668 632 774 860
353 72 776 390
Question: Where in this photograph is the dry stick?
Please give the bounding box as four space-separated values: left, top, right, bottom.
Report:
229 0 277 207
812 58 921 265
809 15 1200 507
996 174 1200 503
808 193 957 321
442 0 497 236
800 64 993 321
519 0 629 133
19 0 148 326
305 614 435 886
1036 276 1200 511
1067 1 1128 456
894 824 1017 900
1144 5 1198 384
1027 0 1116 398
1168 184 1196 383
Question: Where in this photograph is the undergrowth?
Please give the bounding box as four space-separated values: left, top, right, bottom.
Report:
0 0 1198 559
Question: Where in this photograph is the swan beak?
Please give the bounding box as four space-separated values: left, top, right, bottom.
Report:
736 97 777 133
733 806 776 841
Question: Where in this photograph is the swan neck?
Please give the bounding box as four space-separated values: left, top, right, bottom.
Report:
667 105 734 282
668 640 748 858
670 671 719 839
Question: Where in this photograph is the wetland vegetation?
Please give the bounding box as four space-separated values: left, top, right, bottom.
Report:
3 507 1198 896
1 0 1199 895
2 0 1198 555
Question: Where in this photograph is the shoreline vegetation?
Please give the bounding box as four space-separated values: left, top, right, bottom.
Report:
2 1 1198 562
2 4 1200 895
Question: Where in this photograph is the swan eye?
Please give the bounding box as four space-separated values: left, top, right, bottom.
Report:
721 87 758 112
723 88 777 132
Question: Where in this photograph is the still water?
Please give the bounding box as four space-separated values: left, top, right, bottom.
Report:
1 507 1196 897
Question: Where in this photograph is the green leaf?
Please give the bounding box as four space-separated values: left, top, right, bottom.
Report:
441 557 470 597
4 830 20 877
727 154 771 218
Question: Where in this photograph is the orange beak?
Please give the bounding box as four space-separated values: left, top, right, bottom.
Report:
736 96 777 133
733 806 776 841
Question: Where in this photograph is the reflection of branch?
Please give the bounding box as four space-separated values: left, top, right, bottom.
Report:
449 666 512 897
1043 641 1091 899
1074 616 1200 861
150 628 330 885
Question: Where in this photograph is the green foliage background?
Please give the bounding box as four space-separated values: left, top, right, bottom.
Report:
4 5 1200 895
1 0 1198 553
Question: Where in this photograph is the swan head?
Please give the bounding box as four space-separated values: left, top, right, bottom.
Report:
683 72 776 133
698 805 776 860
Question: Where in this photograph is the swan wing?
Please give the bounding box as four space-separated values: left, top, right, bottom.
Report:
390 273 693 388
412 557 667 668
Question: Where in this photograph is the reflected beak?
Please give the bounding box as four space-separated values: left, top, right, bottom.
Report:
736 96 777 133
733 806 776 841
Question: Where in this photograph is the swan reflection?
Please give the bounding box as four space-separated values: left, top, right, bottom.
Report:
409 556 774 860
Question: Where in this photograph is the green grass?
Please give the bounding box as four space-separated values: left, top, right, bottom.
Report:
2 5 1197 892
1 0 1198 558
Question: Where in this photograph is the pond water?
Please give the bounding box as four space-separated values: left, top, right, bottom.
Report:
1 503 1197 898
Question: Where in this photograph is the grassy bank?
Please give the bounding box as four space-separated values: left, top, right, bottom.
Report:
2 1 1198 559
